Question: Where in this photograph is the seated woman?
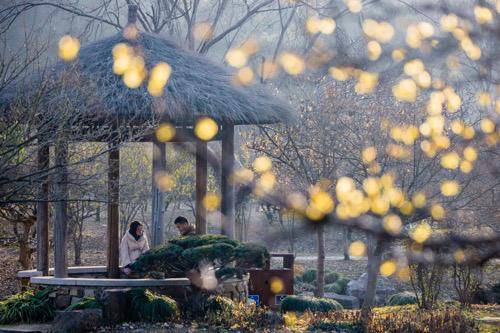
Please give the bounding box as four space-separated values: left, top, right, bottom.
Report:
120 221 150 276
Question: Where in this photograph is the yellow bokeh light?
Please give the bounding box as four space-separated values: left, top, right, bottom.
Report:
270 277 284 294
411 222 432 243
441 152 460 169
417 22 434 38
348 241 366 257
235 66 254 85
370 197 390 215
430 204 445 220
123 56 147 88
367 41 382 61
232 168 254 184
460 160 473 174
260 60 278 80
383 214 402 235
404 59 425 76
306 17 336 34
203 193 221 211
355 71 378 94
474 6 493 24
58 35 80 62
194 117 218 141
156 123 176 142
345 0 362 12
441 180 460 196
148 62 172 96
310 189 335 214
477 92 492 107
463 146 477 162
380 260 397 277
440 14 458 31
411 192 426 208
336 177 355 201
451 120 464 134
363 177 380 197
393 79 418 102
279 52 305 75
154 172 175 192
254 171 276 196
392 48 406 62
362 146 377 164
225 48 247 68
480 118 495 134
253 156 272 173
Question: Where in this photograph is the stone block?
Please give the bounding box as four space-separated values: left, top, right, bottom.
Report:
323 293 359 309
70 296 82 306
54 295 72 309
84 288 95 298
51 309 102 333
101 288 130 324
70 288 78 296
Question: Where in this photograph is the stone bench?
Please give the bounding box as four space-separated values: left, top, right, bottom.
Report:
17 266 111 279
30 276 190 287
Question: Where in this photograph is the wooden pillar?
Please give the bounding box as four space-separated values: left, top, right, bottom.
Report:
195 140 207 235
221 124 235 239
53 141 68 278
151 140 166 246
107 143 120 278
36 144 49 275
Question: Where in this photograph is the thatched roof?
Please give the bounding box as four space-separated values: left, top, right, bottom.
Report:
30 30 290 127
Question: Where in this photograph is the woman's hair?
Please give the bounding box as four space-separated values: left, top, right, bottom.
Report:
128 221 143 241
174 216 188 225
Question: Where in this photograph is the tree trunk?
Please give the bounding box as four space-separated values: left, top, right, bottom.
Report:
315 224 325 297
343 227 352 260
361 236 385 320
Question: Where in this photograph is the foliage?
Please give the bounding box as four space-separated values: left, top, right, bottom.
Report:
130 235 269 283
301 269 317 284
64 297 102 311
308 320 365 333
325 271 340 284
324 277 350 295
204 295 235 325
0 288 55 324
126 288 179 322
280 295 343 313
204 301 279 331
387 292 417 306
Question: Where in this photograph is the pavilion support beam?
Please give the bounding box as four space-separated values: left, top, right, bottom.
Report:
221 125 235 239
195 140 207 235
107 143 120 278
36 144 49 275
53 140 68 278
151 140 166 246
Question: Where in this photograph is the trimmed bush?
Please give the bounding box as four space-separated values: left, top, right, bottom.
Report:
65 297 102 311
280 295 343 313
387 292 417 306
0 288 55 324
301 269 317 283
325 272 340 284
126 288 179 322
324 277 350 294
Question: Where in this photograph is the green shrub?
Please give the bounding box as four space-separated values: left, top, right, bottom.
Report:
204 295 236 325
324 277 350 294
0 288 55 324
280 295 343 313
65 297 102 311
325 272 340 284
387 292 417 306
126 288 179 322
301 269 317 283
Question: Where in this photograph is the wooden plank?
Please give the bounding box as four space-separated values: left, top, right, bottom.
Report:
151 140 166 246
195 140 207 234
220 125 235 239
107 144 120 278
36 145 49 275
53 141 68 278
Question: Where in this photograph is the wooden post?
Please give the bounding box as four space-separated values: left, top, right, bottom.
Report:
36 144 49 275
107 143 120 278
151 140 166 246
221 125 235 239
53 140 68 278
195 140 207 234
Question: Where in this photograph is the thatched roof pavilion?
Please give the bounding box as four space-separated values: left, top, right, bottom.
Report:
22 5 292 279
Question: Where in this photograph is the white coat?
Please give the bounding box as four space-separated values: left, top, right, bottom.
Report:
119 231 150 267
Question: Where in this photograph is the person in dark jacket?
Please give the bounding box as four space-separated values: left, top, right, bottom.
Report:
174 216 196 236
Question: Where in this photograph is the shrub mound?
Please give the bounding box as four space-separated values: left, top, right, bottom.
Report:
0 288 55 324
130 234 269 282
324 277 350 294
325 272 340 284
387 292 417 306
301 269 317 283
126 288 179 322
281 295 343 313
65 297 102 311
